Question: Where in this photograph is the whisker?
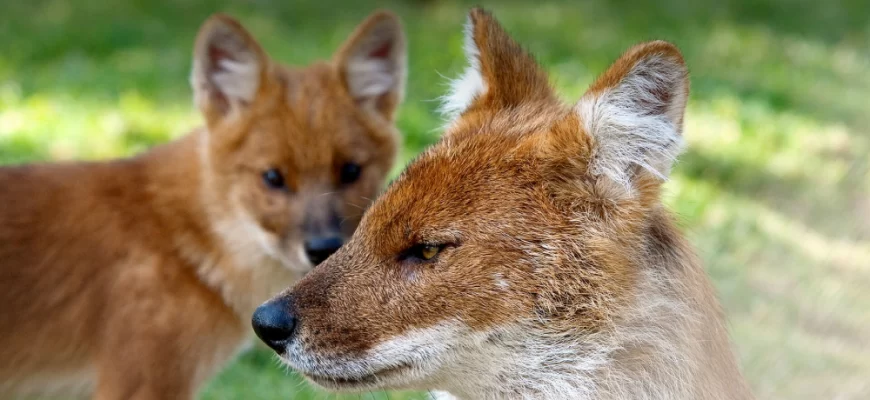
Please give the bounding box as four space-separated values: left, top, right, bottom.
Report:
345 201 366 211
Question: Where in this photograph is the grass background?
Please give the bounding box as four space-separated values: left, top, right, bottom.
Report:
1 0 868 398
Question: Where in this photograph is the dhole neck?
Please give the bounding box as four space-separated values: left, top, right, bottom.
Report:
140 129 299 318
443 211 749 399
137 130 218 271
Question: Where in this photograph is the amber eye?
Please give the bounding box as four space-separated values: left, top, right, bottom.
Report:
402 243 444 262
418 244 440 260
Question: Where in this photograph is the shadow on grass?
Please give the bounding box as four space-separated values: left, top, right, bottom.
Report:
1 0 867 120
680 147 869 241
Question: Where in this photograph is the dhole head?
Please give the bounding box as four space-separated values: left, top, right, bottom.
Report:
253 8 689 394
191 12 404 270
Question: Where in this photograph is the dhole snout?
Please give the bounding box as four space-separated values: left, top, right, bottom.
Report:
299 189 348 265
252 296 298 352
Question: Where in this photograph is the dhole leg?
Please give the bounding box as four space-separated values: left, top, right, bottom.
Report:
93 344 197 400
92 303 202 400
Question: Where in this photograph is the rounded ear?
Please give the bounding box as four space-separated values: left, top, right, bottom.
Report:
576 41 689 192
191 14 269 126
333 11 407 121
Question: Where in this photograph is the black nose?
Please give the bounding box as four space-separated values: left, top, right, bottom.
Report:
251 297 297 353
304 236 343 265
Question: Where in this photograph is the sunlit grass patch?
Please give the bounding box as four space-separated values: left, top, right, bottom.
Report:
0 84 197 163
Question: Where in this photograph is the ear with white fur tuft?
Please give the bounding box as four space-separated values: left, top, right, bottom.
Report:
191 14 268 125
440 8 554 120
577 41 689 192
334 11 406 121
439 14 485 120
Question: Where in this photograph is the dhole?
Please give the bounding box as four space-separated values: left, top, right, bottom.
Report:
0 11 404 399
253 8 753 400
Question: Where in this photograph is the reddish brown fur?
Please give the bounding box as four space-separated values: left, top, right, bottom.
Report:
262 8 751 400
0 11 403 399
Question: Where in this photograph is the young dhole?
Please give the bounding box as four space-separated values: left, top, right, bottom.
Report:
0 11 405 400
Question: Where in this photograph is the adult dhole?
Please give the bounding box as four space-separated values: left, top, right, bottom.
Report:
253 7 752 400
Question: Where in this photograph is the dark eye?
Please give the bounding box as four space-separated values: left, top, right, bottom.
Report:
402 243 444 262
262 168 285 190
339 162 362 185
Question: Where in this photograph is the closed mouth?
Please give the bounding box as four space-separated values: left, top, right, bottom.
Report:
303 362 412 389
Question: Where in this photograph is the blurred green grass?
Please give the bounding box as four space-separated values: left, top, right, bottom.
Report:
1 0 868 399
